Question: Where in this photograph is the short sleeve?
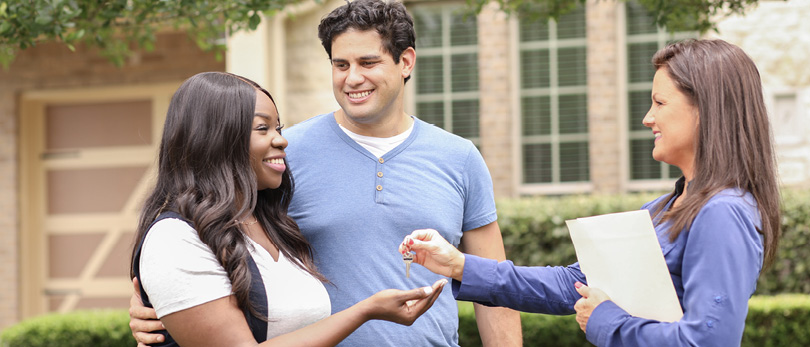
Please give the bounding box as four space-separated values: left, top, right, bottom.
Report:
461 145 497 232
139 218 233 318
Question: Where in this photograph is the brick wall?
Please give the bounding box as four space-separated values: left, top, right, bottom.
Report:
0 31 224 330
478 4 516 198
586 1 622 194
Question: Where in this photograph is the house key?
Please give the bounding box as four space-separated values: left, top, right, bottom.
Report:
403 252 413 278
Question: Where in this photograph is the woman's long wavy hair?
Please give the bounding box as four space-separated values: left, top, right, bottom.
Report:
649 39 781 267
130 72 326 320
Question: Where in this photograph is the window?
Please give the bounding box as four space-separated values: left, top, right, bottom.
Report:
519 6 589 184
625 1 694 181
412 5 480 145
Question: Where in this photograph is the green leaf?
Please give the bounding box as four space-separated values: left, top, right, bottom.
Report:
0 20 10 34
0 2 7 18
248 12 260 30
35 14 53 25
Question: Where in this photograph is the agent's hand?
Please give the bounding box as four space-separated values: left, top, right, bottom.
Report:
399 229 465 281
130 277 166 347
363 279 448 325
573 282 610 333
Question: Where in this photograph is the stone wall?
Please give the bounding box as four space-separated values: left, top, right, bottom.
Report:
714 0 810 187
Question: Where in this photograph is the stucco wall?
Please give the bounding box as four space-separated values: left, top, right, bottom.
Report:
282 0 342 126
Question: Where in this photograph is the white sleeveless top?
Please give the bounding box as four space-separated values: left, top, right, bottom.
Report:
139 218 331 340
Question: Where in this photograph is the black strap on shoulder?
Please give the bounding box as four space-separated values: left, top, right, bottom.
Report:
132 211 269 345
245 255 268 342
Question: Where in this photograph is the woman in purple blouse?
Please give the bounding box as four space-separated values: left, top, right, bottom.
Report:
400 39 781 346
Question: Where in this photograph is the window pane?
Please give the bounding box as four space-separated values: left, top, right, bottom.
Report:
630 138 660 179
626 1 658 35
417 56 444 94
628 42 658 83
557 7 586 39
628 90 650 131
450 12 477 46
451 99 479 138
451 53 478 92
521 49 550 89
522 96 551 136
558 47 587 87
560 142 589 182
523 143 552 183
417 102 444 128
519 18 549 42
559 94 588 134
414 9 442 48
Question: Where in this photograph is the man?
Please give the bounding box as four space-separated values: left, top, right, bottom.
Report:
130 0 521 345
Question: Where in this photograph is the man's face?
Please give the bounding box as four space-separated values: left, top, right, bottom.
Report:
329 29 412 126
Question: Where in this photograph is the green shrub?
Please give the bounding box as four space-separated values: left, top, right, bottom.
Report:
496 189 810 294
0 310 134 347
1 297 807 346
459 295 810 346
743 294 810 347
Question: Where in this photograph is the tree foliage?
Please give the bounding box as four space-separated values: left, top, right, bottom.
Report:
464 0 767 32
0 0 767 69
0 0 303 68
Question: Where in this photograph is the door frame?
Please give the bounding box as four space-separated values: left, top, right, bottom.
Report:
19 82 180 318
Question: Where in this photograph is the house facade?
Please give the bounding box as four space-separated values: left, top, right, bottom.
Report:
1 0 807 329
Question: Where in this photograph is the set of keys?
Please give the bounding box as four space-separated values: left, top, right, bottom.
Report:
402 252 413 278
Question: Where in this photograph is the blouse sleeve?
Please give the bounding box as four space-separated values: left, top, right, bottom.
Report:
453 254 586 315
585 196 764 346
139 218 233 318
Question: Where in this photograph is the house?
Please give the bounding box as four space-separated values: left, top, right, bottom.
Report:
0 0 806 329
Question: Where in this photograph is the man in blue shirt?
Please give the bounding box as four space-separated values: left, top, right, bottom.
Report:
281 1 520 345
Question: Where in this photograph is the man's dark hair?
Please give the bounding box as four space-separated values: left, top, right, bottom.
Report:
318 0 415 83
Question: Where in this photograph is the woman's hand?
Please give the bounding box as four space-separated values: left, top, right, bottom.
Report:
573 282 610 333
129 277 166 346
399 229 465 281
362 279 448 325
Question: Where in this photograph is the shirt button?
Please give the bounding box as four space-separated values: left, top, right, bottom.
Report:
376 185 383 191
377 172 383 178
706 320 714 328
378 158 385 164
714 296 722 303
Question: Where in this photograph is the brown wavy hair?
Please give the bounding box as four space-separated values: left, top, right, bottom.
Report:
648 39 781 267
130 72 326 320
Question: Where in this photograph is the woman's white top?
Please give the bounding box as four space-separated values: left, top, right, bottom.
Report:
139 218 331 340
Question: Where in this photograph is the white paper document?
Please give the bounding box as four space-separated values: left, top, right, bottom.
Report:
566 210 684 322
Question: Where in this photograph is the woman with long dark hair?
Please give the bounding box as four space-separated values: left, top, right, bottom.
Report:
131 72 445 346
400 39 781 346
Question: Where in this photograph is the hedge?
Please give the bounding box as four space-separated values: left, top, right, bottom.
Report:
4 296 808 346
496 189 810 295
0 310 134 347
459 294 810 346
